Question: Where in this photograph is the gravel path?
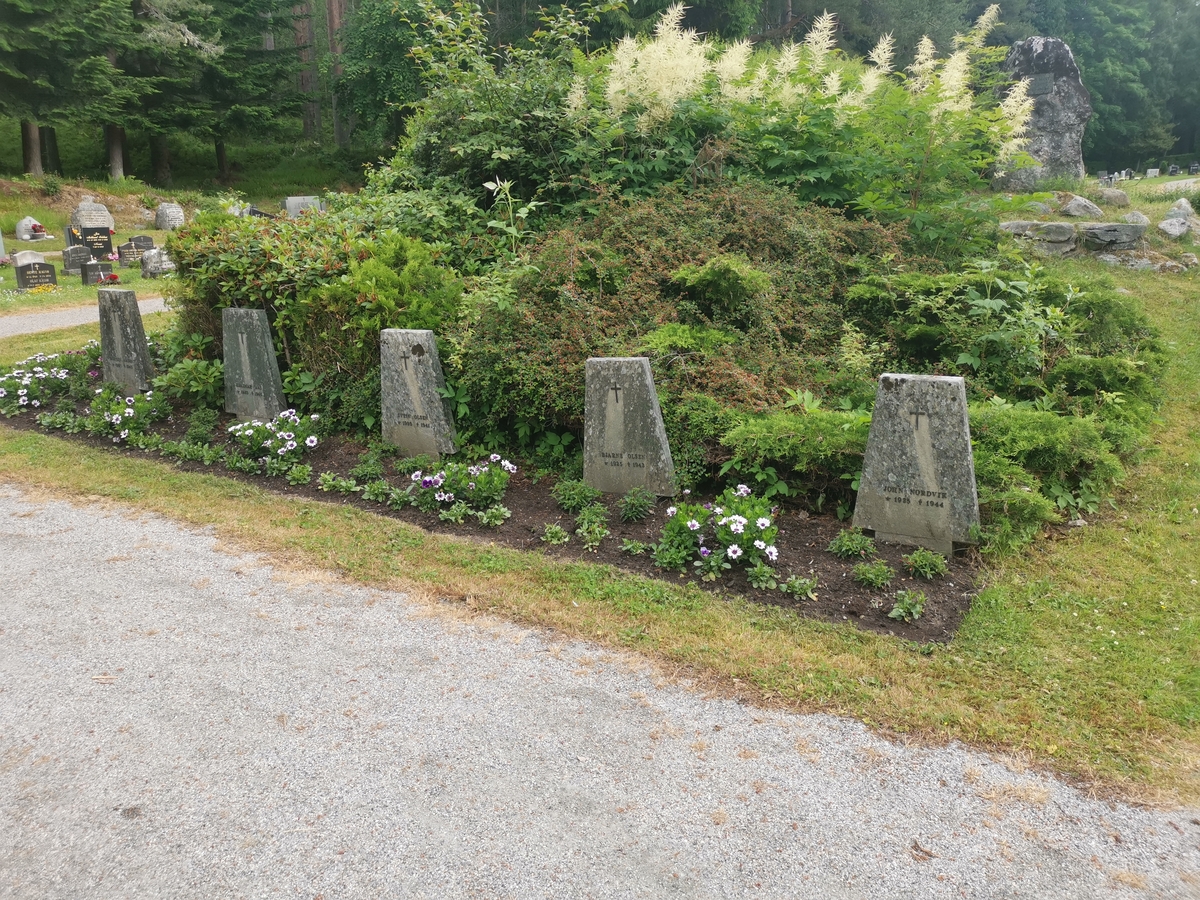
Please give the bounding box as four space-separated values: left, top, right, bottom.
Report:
0 298 167 338
1 484 1197 899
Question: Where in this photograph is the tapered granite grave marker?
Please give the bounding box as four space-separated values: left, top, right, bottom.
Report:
380 329 456 458
853 374 979 554
583 357 675 496
223 308 286 420
14 262 56 291
98 289 154 395
61 244 92 276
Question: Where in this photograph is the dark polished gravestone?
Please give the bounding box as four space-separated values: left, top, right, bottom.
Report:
117 241 145 267
853 374 980 555
129 235 155 251
61 244 93 276
14 262 57 291
583 357 675 496
98 289 154 395
81 226 114 258
222 308 287 421
82 260 114 285
380 329 457 458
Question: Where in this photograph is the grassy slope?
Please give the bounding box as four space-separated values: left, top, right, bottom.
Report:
0 254 1196 804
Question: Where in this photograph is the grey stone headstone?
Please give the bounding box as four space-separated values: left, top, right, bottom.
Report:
1096 170 1107 180
71 200 115 231
0 229 5 258
15 216 48 241
14 262 57 291
140 248 176 278
155 203 185 231
853 374 979 555
583 357 675 496
380 329 457 458
1168 165 1180 176
222 308 286 421
61 244 92 276
98 289 154 395
129 235 155 251
12 250 46 267
1146 168 1160 178
1190 164 1199 176
82 260 114 285
285 196 322 217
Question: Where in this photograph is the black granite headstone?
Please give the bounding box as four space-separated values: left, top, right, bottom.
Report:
82 261 114 285
81 226 114 257
15 262 57 290
61 244 92 276
117 242 144 267
129 235 155 251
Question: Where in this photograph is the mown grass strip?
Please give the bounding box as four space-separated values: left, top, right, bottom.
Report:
0 312 173 366
0 415 1195 804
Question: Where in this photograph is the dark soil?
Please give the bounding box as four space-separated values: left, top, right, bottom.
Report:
6 410 979 643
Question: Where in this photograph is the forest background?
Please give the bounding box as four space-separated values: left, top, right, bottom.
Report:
0 0 1197 190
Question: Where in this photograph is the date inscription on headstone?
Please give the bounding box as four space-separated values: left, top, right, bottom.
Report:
380 329 457 458
853 373 979 554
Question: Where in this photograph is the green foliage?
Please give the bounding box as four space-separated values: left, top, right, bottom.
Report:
671 254 771 331
828 528 876 560
902 548 949 580
152 358 224 408
474 504 512 527
336 0 425 146
286 464 313 486
620 539 651 555
616 486 656 522
746 561 779 590
779 574 818 601
889 589 927 623
184 406 220 445
853 560 895 589
637 324 735 356
317 472 361 494
541 523 571 545
551 478 603 513
575 502 611 552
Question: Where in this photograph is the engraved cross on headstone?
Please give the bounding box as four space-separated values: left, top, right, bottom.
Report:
910 410 926 431
610 384 622 405
397 350 411 371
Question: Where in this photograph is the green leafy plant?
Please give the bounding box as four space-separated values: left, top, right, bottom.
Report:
575 503 610 552
152 359 224 408
318 472 361 494
853 560 895 589
616 486 656 522
226 410 320 473
746 561 779 590
551 479 602 513
902 548 949 579
889 589 927 623
779 574 819 601
620 539 651 555
184 406 220 444
439 500 471 524
474 504 512 527
828 528 876 560
287 464 313 485
361 480 392 502
405 456 517 512
542 523 571 545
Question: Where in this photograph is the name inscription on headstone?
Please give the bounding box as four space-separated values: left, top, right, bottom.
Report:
15 262 57 291
222 308 287 420
583 357 675 496
81 227 114 257
380 329 456 458
852 374 979 554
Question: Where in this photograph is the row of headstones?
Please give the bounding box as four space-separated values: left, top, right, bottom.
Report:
1143 165 1199 179
1097 165 1200 185
10 240 174 291
100 299 980 556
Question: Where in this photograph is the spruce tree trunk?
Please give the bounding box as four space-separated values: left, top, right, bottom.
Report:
293 3 321 139
150 134 172 185
215 139 230 180
39 126 62 174
327 0 348 146
106 125 127 180
21 121 44 177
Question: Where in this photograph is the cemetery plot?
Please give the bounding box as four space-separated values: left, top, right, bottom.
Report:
14 262 57 291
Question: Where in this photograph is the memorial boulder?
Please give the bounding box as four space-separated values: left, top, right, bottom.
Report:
70 199 115 231
155 203 185 231
853 374 979 555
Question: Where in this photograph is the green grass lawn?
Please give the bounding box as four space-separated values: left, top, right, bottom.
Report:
1 259 169 315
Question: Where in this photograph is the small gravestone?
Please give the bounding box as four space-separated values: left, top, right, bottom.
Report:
223 308 286 420
71 199 115 231
853 374 979 555
13 250 45 267
380 329 457 458
583 357 675 496
0 229 5 257
1168 165 1181 176
14 262 57 291
82 260 114 285
129 235 155 251
1147 168 1160 178
1097 170 1107 180
98 289 154 395
15 216 49 241
1190 163 1200 176
285 196 321 218
247 206 276 219
1124 169 1134 179
117 241 144 267
140 248 176 278
61 244 92 276
155 202 185 231
81 226 114 257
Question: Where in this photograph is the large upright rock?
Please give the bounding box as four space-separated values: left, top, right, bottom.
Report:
996 37 1091 192
70 199 115 231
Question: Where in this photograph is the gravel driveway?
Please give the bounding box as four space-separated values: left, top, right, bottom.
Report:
1 485 1197 899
